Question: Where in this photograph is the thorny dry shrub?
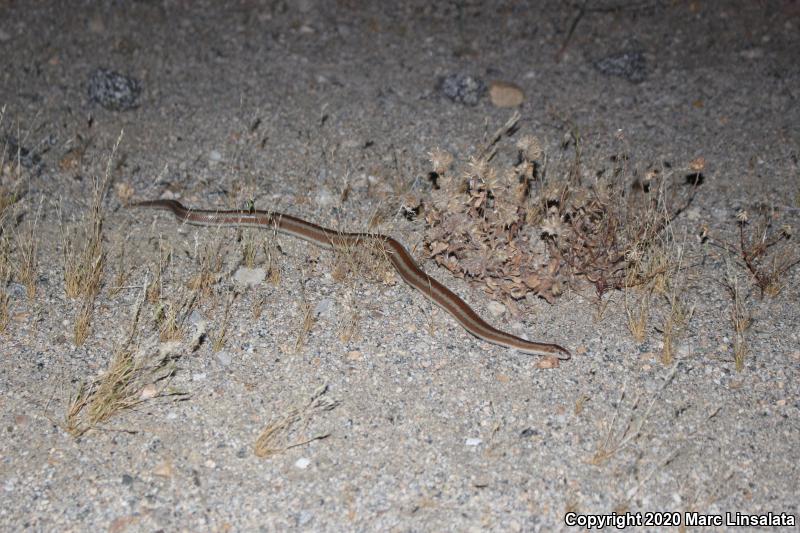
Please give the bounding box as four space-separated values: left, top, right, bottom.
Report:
706 206 798 298
424 115 698 313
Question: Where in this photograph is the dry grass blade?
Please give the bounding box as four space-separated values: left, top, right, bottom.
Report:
590 365 678 465
254 383 339 458
14 196 41 299
723 260 751 372
212 289 237 352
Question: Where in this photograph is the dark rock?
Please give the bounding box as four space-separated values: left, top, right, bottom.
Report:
594 51 647 83
439 73 486 106
87 68 142 111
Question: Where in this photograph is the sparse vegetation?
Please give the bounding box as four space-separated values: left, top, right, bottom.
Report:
65 285 182 436
14 197 40 299
294 274 316 352
707 207 798 297
254 383 338 458
723 261 752 372
62 131 123 345
212 289 237 352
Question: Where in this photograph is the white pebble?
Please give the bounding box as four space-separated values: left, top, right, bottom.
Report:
233 267 266 286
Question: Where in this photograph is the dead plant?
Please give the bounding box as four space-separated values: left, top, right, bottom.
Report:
424 115 698 314
254 383 338 458
707 207 798 297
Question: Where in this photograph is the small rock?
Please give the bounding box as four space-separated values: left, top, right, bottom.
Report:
314 187 335 207
188 310 206 325
233 267 266 286
536 356 560 369
489 80 524 108
594 51 647 83
487 301 506 317
87 68 142 111
139 384 158 400
440 73 486 106
346 350 362 361
465 437 482 447
295 457 311 469
314 298 335 317
208 149 223 162
297 510 313 527
216 351 232 366
152 461 174 478
158 341 182 358
740 48 764 60
7 282 27 299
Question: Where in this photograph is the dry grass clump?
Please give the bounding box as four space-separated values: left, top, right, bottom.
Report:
723 261 752 372
62 131 124 344
1 106 39 303
424 115 697 314
65 289 182 436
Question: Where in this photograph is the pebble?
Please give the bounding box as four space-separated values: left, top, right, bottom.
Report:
314 298 335 317
152 461 174 478
87 68 142 111
465 437 482 447
314 187 335 207
216 351 232 366
7 283 27 299
487 301 506 317
440 73 486 106
188 310 206 325
208 149 223 162
295 457 311 469
489 81 524 108
139 384 158 400
233 267 265 286
594 50 647 83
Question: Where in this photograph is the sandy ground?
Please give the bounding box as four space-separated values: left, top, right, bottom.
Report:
1 1 799 531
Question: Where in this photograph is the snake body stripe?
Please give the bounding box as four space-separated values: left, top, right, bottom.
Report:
132 199 570 360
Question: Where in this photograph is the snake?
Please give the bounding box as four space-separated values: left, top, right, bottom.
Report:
131 199 570 360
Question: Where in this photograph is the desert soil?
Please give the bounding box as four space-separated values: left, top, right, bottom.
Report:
1 1 798 531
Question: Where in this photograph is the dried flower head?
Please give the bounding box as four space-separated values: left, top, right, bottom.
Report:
689 156 706 172
736 210 749 224
428 148 454 175
516 135 543 162
464 156 490 180
540 215 563 238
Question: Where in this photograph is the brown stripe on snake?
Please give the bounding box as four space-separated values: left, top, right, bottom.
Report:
131 199 570 360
